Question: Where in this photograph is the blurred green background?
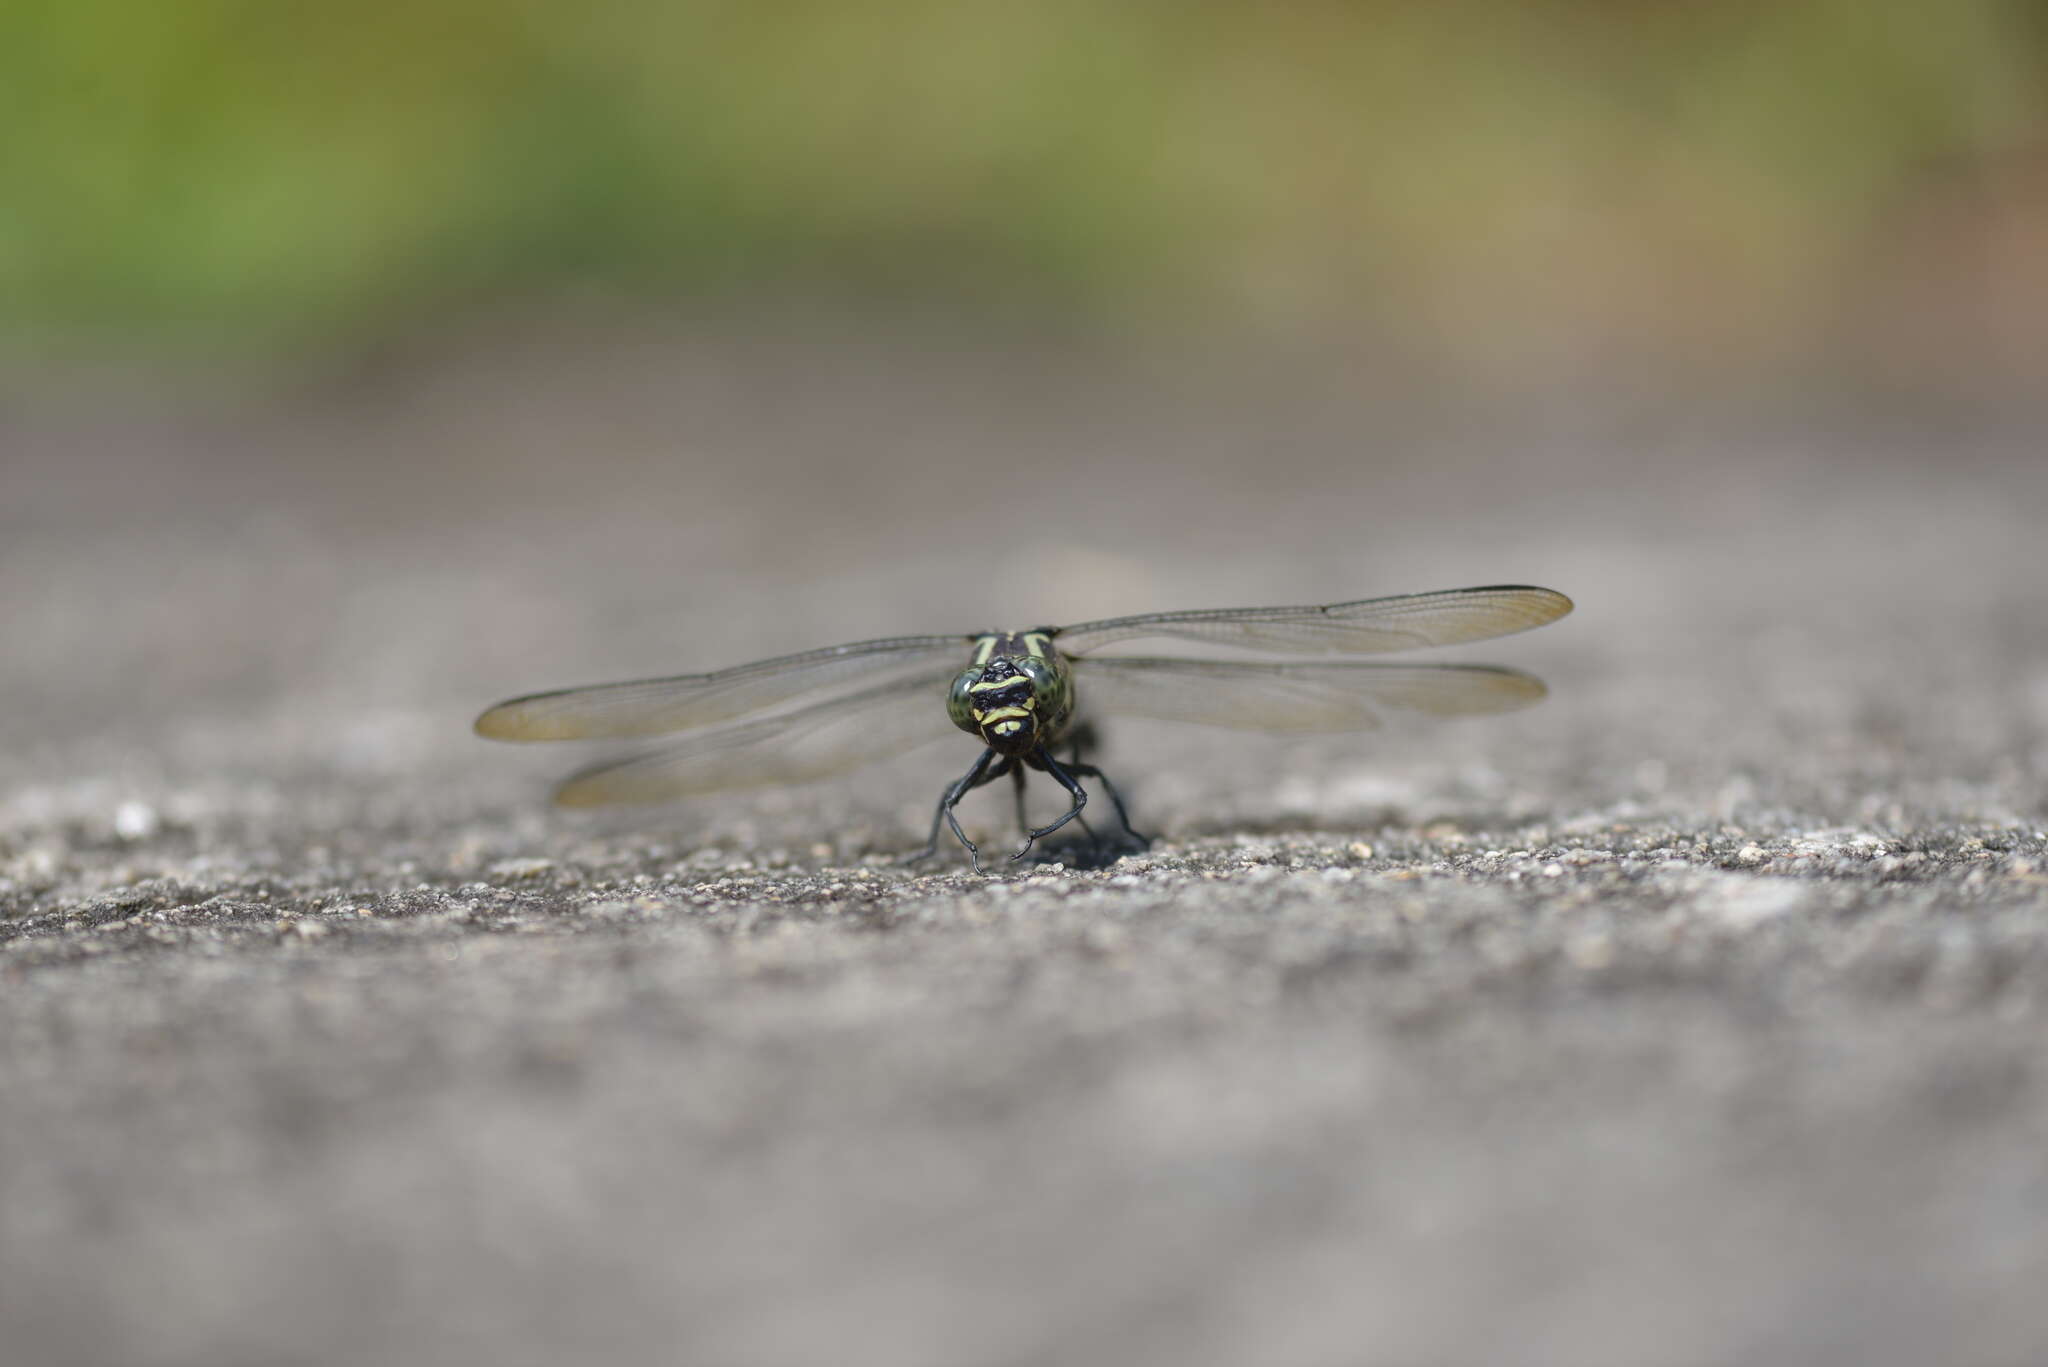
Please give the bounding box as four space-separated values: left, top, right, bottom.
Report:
3 0 2045 386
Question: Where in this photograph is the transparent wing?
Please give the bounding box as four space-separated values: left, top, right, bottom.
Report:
551 668 958 806
1056 585 1571 657
1073 657 1548 732
475 634 967 742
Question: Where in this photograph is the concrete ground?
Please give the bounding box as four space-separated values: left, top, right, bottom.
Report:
3 324 2045 1365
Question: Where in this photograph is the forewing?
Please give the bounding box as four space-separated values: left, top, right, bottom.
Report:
1074 657 1547 732
476 634 966 741
551 668 957 806
1057 585 1571 657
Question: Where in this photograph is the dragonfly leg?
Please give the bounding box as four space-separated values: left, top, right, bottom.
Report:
1011 749 1087 862
996 754 1099 846
1016 761 1098 846
1025 757 1102 853
908 749 1004 872
1062 739 1102 849
1061 758 1150 848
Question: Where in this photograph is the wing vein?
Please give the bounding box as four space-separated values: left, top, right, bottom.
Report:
552 667 958 805
475 634 967 741
1073 657 1548 731
1057 585 1571 657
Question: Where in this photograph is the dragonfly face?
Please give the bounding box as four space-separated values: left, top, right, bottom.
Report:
948 631 1074 757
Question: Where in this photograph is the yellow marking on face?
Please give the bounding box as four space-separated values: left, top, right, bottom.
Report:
967 675 1031 695
974 704 1032 726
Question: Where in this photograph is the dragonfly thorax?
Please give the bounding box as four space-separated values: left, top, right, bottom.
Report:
947 637 1075 757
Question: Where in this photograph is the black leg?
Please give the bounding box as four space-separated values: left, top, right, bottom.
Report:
1010 748 1087 862
1010 762 1030 838
1060 740 1101 850
1009 747 1095 858
915 754 1010 855
908 750 1007 871
1062 758 1150 848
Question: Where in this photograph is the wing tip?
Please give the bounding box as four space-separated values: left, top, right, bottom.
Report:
473 704 518 740
474 700 558 741
1524 585 1574 622
1468 583 1573 616
551 755 709 807
1452 583 1572 634
550 764 632 808
1427 663 1548 714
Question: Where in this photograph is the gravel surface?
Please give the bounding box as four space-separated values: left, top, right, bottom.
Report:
4 326 2046 1365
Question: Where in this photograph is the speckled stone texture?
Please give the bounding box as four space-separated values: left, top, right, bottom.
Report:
3 328 2045 1366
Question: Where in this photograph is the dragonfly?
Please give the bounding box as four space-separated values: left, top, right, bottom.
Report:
475 584 1572 871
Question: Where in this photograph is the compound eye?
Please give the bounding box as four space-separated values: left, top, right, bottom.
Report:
945 669 981 734
1015 655 1056 700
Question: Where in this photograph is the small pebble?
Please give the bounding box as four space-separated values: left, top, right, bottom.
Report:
113 802 160 841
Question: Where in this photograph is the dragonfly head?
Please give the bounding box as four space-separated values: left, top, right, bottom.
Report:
948 652 1072 756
